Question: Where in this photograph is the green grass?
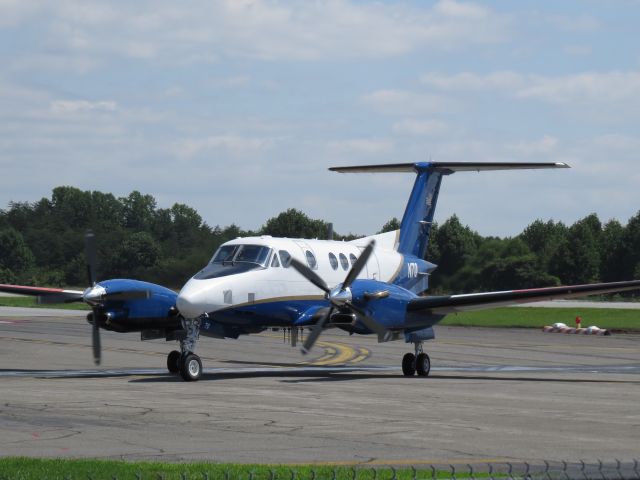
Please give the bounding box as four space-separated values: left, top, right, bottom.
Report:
0 458 469 480
440 307 640 330
0 296 89 310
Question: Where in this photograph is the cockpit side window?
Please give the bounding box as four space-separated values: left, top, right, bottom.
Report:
211 245 238 264
279 250 292 268
305 250 317 270
271 253 280 267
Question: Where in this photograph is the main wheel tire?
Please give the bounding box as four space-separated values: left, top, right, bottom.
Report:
416 352 431 377
180 353 202 382
402 353 416 376
167 350 181 373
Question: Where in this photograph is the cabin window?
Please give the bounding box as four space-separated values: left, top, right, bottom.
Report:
271 253 280 268
339 253 349 270
349 253 357 266
305 250 317 270
328 253 338 270
279 250 292 268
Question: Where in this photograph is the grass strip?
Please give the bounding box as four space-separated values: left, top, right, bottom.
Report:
0 458 478 480
0 296 88 310
0 298 638 330
440 307 640 330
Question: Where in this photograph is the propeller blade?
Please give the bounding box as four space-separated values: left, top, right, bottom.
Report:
84 231 97 286
103 290 151 301
92 319 101 365
346 301 391 340
342 240 375 289
36 292 84 304
289 258 330 294
301 307 333 355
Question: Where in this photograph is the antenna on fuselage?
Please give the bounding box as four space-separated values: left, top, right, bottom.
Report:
327 222 334 240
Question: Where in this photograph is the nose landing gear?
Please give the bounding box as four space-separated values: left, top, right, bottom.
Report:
401 341 431 377
166 317 204 381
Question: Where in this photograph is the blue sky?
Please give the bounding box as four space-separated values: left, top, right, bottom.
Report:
1 1 638 237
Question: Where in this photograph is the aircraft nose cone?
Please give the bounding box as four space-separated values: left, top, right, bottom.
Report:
176 281 211 319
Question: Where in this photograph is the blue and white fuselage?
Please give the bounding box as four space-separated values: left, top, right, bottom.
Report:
176 231 436 338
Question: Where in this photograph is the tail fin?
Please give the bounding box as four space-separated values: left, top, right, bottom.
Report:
330 162 569 259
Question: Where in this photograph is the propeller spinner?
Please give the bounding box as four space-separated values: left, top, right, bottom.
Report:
289 239 390 354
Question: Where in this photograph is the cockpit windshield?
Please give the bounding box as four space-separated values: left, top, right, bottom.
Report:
211 245 237 263
197 244 272 280
210 244 271 267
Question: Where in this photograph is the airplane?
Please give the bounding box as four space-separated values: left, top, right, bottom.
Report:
2 161 640 382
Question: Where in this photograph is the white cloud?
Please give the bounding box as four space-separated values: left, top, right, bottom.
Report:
515 72 640 104
327 138 393 155
548 13 600 33
50 100 117 114
507 135 559 156
392 119 448 136
421 71 525 91
563 45 592 56
361 90 453 116
174 134 276 158
421 70 640 105
0 0 41 27
4 0 509 66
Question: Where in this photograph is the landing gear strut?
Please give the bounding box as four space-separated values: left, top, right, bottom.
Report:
167 316 203 382
402 341 430 377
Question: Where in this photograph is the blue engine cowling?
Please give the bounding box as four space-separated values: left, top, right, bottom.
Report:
88 279 181 333
346 279 416 334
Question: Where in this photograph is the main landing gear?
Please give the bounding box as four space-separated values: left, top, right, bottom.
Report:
167 317 203 382
402 341 431 377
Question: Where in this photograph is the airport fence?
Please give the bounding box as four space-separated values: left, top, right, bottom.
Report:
3 459 639 480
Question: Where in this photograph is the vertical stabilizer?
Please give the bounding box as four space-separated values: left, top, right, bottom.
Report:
398 164 444 258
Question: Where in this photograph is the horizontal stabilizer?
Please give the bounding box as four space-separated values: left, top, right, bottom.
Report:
330 162 570 174
408 280 640 315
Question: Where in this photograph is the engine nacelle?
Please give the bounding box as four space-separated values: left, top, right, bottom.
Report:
86 279 181 333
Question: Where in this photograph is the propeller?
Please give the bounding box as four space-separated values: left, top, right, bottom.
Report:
35 231 151 365
84 231 102 365
81 231 150 365
289 239 390 354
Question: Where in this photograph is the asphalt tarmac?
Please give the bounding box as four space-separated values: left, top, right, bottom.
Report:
1 308 639 465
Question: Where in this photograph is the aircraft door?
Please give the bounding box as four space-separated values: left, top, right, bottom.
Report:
293 240 317 270
362 247 380 280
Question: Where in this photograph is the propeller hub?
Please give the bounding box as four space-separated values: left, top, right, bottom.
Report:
328 285 352 306
83 285 106 305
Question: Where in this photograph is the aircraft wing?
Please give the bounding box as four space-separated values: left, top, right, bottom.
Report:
407 280 640 315
0 284 84 303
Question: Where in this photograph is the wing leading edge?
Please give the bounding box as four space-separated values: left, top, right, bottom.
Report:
408 280 640 315
0 284 84 303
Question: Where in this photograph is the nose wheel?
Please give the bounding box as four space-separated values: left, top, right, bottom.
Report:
180 353 202 381
167 350 181 373
166 316 204 381
402 342 431 377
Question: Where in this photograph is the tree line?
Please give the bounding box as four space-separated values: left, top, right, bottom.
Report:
0 186 638 294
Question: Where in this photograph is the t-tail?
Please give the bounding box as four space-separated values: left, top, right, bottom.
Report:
330 162 570 290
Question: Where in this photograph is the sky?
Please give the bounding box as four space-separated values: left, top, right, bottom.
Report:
0 0 639 238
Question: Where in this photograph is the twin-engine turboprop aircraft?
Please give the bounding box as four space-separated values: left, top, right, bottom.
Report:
2 161 640 382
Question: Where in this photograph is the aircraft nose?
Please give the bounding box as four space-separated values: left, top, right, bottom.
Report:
176 281 212 319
